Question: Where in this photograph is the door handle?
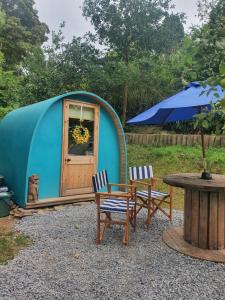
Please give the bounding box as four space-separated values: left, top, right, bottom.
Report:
65 158 71 163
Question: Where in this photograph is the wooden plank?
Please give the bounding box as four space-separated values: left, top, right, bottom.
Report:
155 134 159 146
181 135 186 146
199 191 209 249
172 135 177 145
191 190 200 247
217 190 225 250
168 135 172 145
204 135 210 148
143 134 148 145
187 135 192 146
150 134 154 145
176 135 182 145
214 136 221 147
159 135 164 146
26 193 95 208
193 135 198 147
208 192 218 250
184 189 192 243
221 136 225 147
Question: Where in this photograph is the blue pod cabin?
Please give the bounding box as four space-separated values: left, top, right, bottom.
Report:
0 92 127 208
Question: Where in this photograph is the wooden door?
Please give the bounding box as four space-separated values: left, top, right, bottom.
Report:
61 100 99 196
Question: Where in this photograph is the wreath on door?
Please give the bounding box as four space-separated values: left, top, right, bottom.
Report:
72 125 90 145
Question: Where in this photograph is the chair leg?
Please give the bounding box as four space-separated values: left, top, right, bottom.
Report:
123 223 129 245
106 212 112 228
133 207 136 232
170 196 173 223
152 197 173 222
145 199 152 226
123 209 130 245
97 210 101 244
100 216 108 242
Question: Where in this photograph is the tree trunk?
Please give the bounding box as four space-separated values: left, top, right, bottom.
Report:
122 49 129 128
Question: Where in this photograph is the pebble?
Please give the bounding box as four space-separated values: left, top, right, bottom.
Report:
0 203 225 300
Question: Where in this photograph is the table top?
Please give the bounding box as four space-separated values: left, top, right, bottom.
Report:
163 173 225 191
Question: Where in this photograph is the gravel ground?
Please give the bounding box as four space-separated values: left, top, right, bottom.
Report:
0 203 225 300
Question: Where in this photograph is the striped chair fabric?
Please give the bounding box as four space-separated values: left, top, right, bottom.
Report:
129 165 169 199
137 190 168 200
0 186 8 193
100 198 135 213
129 166 153 180
92 170 108 192
92 170 135 213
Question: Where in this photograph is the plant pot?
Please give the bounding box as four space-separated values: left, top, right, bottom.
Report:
201 171 212 180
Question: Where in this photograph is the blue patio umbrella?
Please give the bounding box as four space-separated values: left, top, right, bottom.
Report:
128 82 224 125
127 82 225 177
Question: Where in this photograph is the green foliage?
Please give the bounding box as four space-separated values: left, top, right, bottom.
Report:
193 0 225 135
191 0 225 80
0 0 49 68
83 0 184 57
19 28 100 105
0 51 20 118
193 102 225 135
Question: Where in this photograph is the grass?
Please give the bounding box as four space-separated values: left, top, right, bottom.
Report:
127 144 225 210
0 220 31 265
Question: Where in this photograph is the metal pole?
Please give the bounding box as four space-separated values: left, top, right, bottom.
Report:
200 130 206 172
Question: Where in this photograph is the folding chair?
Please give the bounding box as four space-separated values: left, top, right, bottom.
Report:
92 170 137 245
129 166 173 225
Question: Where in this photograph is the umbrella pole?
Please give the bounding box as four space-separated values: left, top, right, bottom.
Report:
200 130 206 172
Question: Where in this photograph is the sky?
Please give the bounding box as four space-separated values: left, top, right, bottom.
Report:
34 0 201 44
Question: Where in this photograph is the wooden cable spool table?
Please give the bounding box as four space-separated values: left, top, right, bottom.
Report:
163 173 225 262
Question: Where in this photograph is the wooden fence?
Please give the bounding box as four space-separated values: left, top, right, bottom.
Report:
125 133 225 148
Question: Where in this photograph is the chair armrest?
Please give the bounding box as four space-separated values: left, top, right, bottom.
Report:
95 192 135 207
108 183 135 189
96 192 132 199
130 180 151 187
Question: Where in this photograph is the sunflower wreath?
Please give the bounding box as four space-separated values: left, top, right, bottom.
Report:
72 125 90 145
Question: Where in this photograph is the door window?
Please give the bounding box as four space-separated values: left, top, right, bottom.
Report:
68 104 95 156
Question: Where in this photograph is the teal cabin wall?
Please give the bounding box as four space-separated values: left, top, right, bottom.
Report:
27 101 63 200
0 92 126 207
0 99 57 207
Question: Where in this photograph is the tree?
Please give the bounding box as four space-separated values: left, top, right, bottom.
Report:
191 0 225 80
0 51 21 118
0 0 49 68
82 0 185 126
19 28 100 105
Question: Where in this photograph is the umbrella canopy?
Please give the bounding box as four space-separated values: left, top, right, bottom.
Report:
127 82 224 125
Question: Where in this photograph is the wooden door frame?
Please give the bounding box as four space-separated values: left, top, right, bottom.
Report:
60 99 99 196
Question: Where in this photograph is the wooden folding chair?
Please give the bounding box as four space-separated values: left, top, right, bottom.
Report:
129 166 173 225
92 170 137 245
